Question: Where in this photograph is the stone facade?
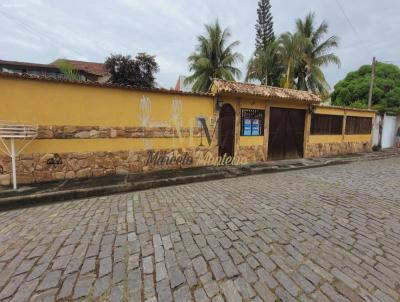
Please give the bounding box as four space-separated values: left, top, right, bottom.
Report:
0 147 218 185
38 125 204 139
237 145 266 163
304 141 372 158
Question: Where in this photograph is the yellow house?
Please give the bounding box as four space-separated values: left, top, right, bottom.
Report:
0 73 375 185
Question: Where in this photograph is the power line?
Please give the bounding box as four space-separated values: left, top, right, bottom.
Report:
333 0 373 57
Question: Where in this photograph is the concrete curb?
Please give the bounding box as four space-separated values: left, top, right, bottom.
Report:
0 151 399 210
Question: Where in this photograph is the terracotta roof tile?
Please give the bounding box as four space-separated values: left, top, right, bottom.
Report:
0 72 213 97
212 79 321 103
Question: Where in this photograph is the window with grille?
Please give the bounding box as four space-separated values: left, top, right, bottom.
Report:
310 114 343 135
345 116 372 134
240 109 265 136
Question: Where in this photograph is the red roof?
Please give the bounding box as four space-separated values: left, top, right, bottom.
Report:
52 59 108 76
0 59 108 77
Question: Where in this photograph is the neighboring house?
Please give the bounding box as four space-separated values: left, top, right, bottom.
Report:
0 59 109 82
174 75 193 92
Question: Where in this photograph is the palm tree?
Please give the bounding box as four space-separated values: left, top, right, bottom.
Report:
246 40 283 86
279 32 308 89
295 13 340 95
185 21 243 92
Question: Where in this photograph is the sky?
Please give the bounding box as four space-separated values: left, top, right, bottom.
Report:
1 0 399 90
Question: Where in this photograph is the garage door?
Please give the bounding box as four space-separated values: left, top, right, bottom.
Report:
268 108 305 160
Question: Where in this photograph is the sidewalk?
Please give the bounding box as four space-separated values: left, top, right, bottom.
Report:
1 148 399 209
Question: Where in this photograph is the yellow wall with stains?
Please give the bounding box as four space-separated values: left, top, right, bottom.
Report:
0 77 214 128
0 77 216 154
0 76 376 157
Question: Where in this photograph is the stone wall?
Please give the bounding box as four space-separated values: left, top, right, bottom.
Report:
0 147 218 186
38 125 204 139
305 141 372 158
237 145 266 163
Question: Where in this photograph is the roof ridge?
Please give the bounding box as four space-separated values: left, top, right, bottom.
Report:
212 78 317 95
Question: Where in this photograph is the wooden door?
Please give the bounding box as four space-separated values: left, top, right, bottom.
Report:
218 104 235 157
268 108 305 160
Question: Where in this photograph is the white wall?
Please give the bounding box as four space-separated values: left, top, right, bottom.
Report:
381 115 397 149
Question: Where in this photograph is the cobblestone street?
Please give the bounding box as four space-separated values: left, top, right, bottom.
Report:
0 157 400 302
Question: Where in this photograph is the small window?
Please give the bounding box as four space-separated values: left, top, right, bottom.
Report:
311 114 343 135
240 109 265 136
345 116 372 134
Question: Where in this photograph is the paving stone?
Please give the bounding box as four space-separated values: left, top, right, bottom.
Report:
157 279 173 302
253 281 276 302
274 270 300 297
209 259 226 281
194 287 209 302
184 267 198 288
110 285 124 302
320 283 350 302
142 256 153 275
192 256 208 276
256 268 278 288
30 289 58 302
220 279 242 302
0 157 400 301
57 272 78 299
155 262 167 282
203 280 219 298
9 279 38 302
238 262 258 283
26 263 48 281
168 265 185 288
72 275 94 299
174 285 192 302
81 257 96 274
113 262 126 284
99 256 112 277
37 270 61 291
93 275 111 300
15 259 36 275
234 276 256 299
334 280 365 302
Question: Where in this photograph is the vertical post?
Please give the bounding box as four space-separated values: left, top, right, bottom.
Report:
11 138 17 190
368 57 376 109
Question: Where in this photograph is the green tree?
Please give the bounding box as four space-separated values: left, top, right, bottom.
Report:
185 20 243 92
295 13 340 95
105 53 159 88
331 62 400 112
279 32 308 89
246 40 283 86
255 0 275 50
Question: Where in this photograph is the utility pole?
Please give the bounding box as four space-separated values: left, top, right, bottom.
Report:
368 57 376 109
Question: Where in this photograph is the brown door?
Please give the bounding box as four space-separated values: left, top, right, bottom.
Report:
219 104 235 157
268 108 305 160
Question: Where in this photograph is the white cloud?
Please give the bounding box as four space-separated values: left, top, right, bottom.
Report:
1 0 399 89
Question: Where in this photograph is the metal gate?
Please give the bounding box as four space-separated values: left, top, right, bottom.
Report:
268 108 305 160
219 104 235 157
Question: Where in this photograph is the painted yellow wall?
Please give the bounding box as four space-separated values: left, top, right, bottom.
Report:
0 77 214 128
240 136 264 146
309 135 343 144
344 134 371 142
315 106 375 118
315 107 344 116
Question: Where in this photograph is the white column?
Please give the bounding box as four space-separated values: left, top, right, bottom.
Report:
11 138 17 190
